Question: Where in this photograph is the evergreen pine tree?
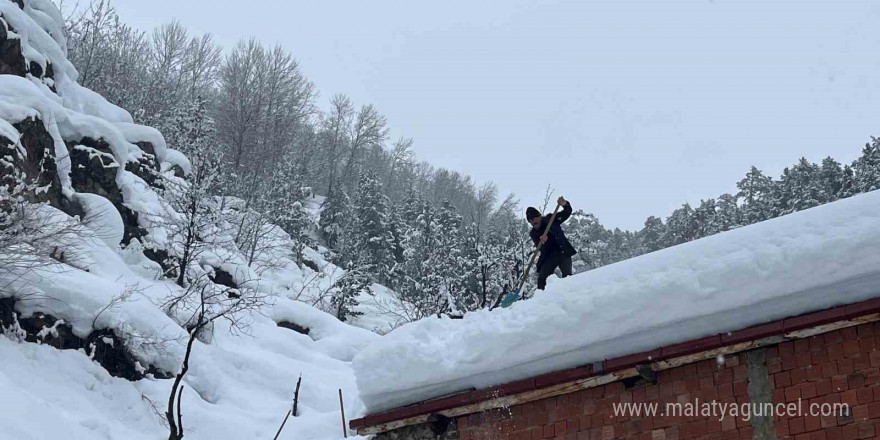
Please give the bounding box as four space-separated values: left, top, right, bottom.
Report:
737 166 775 224
819 157 844 204
839 164 856 199
399 189 424 230
385 205 407 282
476 212 529 307
712 193 742 233
431 200 469 312
319 186 350 254
777 158 821 214
398 200 441 317
351 171 395 282
663 203 697 246
386 190 423 291
693 199 717 239
853 137 880 193
565 210 609 269
605 228 637 264
640 216 666 254
263 153 311 258
330 262 369 322
454 223 482 312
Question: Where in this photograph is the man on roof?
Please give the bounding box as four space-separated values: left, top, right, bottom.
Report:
526 196 577 290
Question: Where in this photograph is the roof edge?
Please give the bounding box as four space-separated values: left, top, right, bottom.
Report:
351 296 880 435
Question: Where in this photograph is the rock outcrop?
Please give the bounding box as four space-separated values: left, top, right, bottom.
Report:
0 0 196 380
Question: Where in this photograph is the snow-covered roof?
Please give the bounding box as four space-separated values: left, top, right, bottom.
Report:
353 190 880 413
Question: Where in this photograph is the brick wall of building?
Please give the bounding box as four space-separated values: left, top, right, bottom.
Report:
453 321 880 440
768 324 880 439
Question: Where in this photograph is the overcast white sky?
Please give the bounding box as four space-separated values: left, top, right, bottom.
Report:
109 0 880 230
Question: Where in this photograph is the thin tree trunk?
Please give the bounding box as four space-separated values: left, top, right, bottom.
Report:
166 316 202 440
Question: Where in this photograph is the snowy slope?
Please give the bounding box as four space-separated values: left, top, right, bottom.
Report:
0 201 380 440
353 190 880 413
0 218 379 439
0 209 379 440
0 2 386 439
0 301 376 440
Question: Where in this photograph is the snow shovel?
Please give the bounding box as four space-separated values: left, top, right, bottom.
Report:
499 201 564 308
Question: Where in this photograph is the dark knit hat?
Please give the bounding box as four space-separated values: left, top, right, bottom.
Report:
525 207 541 220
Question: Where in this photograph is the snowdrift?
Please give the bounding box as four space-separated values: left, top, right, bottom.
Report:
0 302 376 440
353 190 880 413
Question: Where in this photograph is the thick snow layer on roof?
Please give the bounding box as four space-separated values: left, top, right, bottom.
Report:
354 190 880 413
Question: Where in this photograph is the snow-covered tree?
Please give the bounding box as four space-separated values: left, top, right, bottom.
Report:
663 203 697 246
818 157 844 204
216 38 315 182
396 200 439 317
66 2 152 114
0 135 30 226
260 154 311 260
351 171 395 281
318 94 354 197
340 105 389 193
775 158 821 215
385 205 407 278
319 186 350 254
839 164 856 199
429 201 470 312
711 193 742 233
330 263 370 322
66 6 222 125
397 190 424 231
157 98 226 287
853 137 880 193
693 199 717 239
640 215 666 254
482 217 531 307
565 210 608 269
737 166 775 224
394 199 481 317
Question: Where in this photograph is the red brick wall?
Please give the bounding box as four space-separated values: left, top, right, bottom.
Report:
456 322 880 440
769 324 880 439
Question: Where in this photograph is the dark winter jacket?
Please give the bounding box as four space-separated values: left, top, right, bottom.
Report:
530 202 577 269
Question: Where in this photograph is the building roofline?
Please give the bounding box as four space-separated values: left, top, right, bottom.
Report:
351 295 880 435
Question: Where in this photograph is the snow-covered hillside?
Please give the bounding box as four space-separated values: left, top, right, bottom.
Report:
354 189 880 413
0 1 390 438
1 299 376 439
